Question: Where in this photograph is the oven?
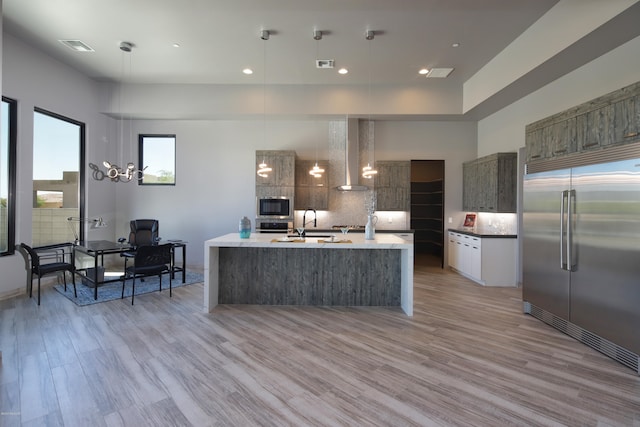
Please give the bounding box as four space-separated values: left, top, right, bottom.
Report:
256 221 291 234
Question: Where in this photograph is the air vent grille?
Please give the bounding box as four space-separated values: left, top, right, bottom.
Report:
59 39 95 52
524 302 639 373
316 59 334 69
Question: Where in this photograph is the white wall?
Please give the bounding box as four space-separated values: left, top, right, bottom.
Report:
114 119 476 267
0 33 115 298
1 28 477 297
375 121 477 229
477 35 640 156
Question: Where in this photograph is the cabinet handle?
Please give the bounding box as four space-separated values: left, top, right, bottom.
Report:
583 142 599 148
530 155 541 159
553 149 567 154
624 132 639 138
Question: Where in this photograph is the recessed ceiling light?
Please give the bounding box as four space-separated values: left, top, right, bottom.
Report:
418 68 429 75
452 43 460 48
172 43 181 48
338 68 348 75
243 68 253 75
59 40 94 52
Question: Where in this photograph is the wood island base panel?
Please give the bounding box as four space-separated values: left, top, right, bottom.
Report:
205 233 414 315
219 247 400 306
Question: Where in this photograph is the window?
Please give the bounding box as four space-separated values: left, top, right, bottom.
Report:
1 97 17 256
139 134 176 185
33 108 85 246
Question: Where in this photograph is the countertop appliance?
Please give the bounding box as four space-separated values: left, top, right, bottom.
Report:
523 147 640 373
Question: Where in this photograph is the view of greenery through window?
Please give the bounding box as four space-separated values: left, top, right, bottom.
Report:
139 135 176 185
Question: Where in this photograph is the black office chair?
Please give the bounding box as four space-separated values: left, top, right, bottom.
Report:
121 219 160 269
18 243 77 305
121 243 172 305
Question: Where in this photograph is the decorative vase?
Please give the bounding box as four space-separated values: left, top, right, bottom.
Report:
239 216 251 238
365 214 378 240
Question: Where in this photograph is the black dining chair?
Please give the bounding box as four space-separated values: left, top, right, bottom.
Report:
121 243 172 305
18 243 77 305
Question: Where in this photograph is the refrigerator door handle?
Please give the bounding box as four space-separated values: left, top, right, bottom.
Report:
567 189 576 271
560 190 568 270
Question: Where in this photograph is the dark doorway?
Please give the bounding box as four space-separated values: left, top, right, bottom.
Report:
411 160 444 268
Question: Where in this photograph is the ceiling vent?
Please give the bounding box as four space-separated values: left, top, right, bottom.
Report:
425 67 454 78
316 59 335 69
59 39 94 52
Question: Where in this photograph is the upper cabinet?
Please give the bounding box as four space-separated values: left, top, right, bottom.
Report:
375 161 410 211
526 81 640 163
463 153 517 213
294 159 329 210
255 150 295 187
255 150 296 206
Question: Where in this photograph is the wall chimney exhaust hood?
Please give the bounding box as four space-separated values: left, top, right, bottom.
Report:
337 118 370 191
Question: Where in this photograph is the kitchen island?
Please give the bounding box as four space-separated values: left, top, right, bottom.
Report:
204 233 414 315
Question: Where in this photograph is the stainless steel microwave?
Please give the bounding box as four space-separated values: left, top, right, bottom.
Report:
257 197 291 218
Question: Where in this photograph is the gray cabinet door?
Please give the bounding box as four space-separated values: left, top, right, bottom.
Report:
256 150 295 187
577 105 612 151
463 153 516 213
476 156 498 212
525 128 546 162
527 81 640 162
375 161 410 211
611 95 640 145
294 160 328 210
462 161 478 211
546 117 577 157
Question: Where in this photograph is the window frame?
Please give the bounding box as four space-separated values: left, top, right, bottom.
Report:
1 97 17 256
138 134 176 186
33 107 86 243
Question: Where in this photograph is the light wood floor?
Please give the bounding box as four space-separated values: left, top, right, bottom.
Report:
1 256 639 426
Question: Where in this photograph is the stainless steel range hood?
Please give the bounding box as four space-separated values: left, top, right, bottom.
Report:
336 118 370 191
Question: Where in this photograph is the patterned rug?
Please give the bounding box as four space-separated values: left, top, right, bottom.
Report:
54 271 203 306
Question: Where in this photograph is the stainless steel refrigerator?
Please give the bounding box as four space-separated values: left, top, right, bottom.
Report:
523 152 640 373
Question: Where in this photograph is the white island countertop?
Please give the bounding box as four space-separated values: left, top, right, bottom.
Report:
204 233 414 315
205 232 413 249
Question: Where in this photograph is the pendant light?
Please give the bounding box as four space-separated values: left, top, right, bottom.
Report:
257 30 272 178
362 30 377 180
97 41 145 182
309 29 325 179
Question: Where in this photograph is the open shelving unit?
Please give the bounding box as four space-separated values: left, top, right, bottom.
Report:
410 160 444 267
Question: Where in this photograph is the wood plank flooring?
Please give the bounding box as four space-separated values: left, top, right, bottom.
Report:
1 255 639 426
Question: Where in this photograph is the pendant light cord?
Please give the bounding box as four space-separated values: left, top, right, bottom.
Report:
262 35 267 165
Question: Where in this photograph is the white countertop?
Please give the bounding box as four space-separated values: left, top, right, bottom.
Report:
205 233 412 249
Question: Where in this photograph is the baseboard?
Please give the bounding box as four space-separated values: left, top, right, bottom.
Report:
0 287 26 301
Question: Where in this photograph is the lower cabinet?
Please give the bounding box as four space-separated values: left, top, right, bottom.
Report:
447 231 516 287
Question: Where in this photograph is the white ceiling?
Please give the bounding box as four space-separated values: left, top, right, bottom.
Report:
3 0 559 86
3 0 640 119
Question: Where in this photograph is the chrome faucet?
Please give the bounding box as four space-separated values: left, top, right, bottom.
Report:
302 208 317 231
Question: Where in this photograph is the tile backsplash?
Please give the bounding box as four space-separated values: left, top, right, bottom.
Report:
474 212 518 235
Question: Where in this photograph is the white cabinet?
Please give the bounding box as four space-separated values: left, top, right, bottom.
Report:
447 231 516 287
448 232 482 282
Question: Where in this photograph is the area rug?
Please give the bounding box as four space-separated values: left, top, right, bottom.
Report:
54 271 203 306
